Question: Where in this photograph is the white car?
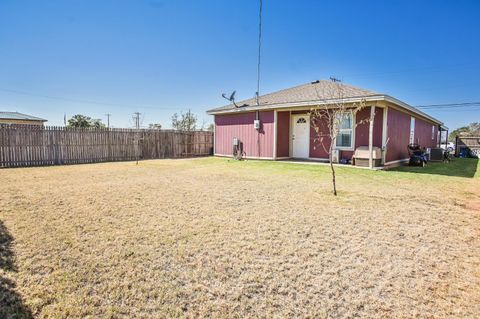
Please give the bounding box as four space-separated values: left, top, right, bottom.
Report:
441 142 455 152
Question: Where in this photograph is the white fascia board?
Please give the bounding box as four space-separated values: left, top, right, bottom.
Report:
206 95 385 115
207 95 446 129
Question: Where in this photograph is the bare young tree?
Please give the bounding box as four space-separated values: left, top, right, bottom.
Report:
309 80 371 196
171 109 197 131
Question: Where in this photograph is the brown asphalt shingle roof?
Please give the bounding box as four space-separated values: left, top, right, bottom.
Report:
207 80 381 113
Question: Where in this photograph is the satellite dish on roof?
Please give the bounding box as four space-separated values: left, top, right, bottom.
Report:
222 90 239 107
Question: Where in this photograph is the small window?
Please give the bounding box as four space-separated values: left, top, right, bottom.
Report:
296 117 307 124
431 125 435 140
335 112 353 148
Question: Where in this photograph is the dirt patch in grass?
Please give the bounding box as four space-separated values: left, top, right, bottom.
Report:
0 157 479 318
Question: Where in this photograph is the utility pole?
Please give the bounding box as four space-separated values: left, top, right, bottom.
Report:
133 112 141 129
255 0 263 105
105 113 111 128
132 112 142 165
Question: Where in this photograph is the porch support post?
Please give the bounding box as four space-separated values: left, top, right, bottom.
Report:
437 126 441 148
381 107 388 165
369 105 376 169
213 116 216 155
446 129 449 149
273 110 277 160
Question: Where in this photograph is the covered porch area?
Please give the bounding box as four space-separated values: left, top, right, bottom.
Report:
273 105 387 168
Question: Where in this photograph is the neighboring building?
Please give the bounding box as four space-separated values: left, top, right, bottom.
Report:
207 80 447 167
0 111 47 126
455 135 480 158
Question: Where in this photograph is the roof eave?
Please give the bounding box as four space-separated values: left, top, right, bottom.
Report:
207 95 445 127
206 95 386 115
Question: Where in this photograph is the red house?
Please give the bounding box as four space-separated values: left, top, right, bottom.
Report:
207 80 447 167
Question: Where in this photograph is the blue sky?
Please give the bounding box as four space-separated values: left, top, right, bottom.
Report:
0 0 479 129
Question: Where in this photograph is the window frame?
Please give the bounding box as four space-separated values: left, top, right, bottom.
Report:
334 110 355 151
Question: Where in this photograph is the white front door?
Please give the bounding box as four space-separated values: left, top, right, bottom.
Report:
292 114 310 158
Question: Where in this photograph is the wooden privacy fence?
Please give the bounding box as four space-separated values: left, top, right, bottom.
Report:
0 125 213 168
455 135 480 158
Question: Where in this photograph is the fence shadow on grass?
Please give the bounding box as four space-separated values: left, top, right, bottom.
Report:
388 158 479 178
0 221 33 319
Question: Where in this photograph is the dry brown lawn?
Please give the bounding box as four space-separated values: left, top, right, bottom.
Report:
0 157 479 318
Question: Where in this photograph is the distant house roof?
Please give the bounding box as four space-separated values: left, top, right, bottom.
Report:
0 111 47 122
206 80 444 126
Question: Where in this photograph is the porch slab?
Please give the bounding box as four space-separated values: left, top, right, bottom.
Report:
277 158 385 170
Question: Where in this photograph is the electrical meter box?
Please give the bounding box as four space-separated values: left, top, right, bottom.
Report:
233 137 239 146
253 120 260 130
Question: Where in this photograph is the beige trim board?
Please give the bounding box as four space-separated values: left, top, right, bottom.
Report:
214 153 274 160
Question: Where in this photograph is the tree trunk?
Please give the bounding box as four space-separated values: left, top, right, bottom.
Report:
329 144 337 196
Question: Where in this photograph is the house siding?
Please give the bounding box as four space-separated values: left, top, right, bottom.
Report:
309 113 330 158
386 108 411 163
386 107 438 163
276 111 290 157
214 105 440 165
354 107 383 149
214 111 274 158
414 117 438 149
309 107 384 160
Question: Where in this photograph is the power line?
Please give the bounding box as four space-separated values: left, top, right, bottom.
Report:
0 87 178 110
415 102 480 111
427 108 480 112
343 62 480 79
416 101 480 109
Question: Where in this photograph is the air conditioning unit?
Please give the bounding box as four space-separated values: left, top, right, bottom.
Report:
331 149 340 163
253 120 260 130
